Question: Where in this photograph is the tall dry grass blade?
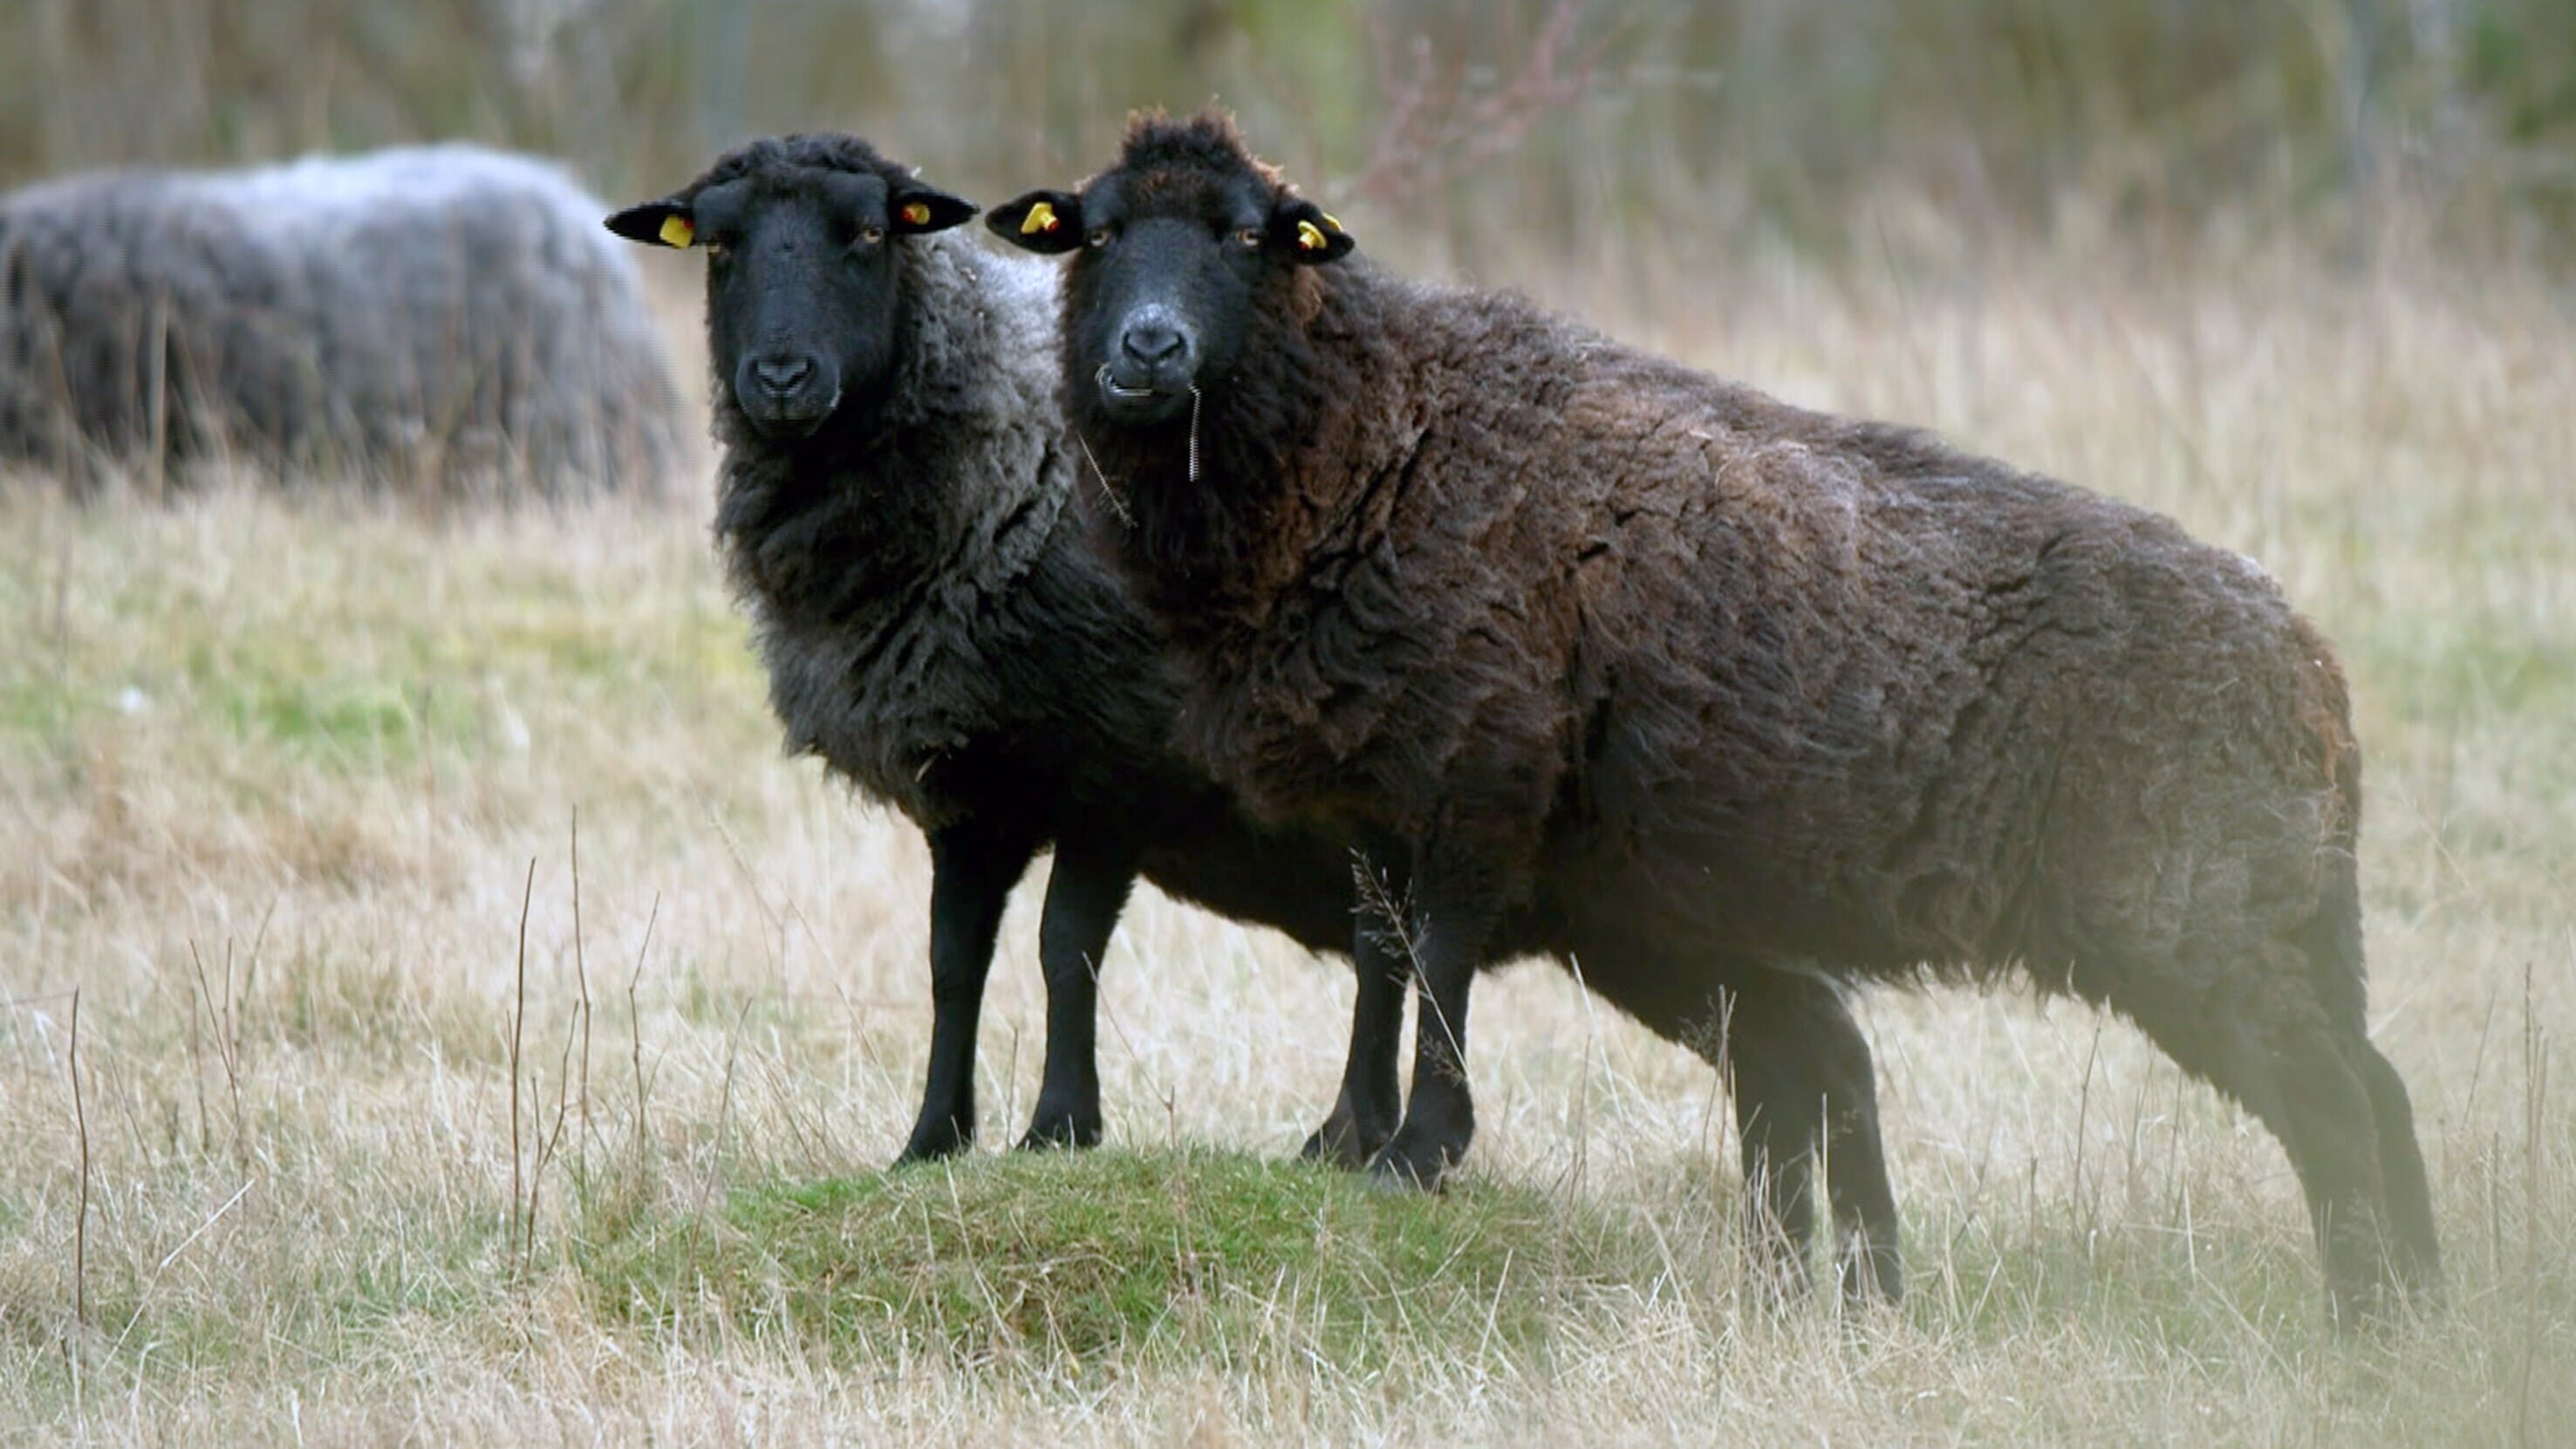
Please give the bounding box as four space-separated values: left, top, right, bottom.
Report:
68 985 87 1327
509 855 535 1257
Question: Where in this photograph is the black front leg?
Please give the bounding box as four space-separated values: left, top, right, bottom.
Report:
1019 831 1142 1150
897 820 1041 1165
1370 849 1507 1192
1302 853 1410 1169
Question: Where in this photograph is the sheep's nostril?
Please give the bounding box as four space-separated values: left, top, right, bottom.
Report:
751 354 816 396
1119 325 1185 367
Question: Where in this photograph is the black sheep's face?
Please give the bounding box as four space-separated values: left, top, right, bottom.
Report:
987 167 1352 427
607 169 974 441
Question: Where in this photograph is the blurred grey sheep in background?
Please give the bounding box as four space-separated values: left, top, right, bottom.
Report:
0 143 685 498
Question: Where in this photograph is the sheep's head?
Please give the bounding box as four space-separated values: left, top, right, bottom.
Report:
608 135 975 441
988 110 1352 427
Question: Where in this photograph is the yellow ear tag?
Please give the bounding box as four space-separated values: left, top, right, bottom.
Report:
1296 219 1327 252
1321 213 1343 232
899 201 932 227
1022 200 1059 236
658 215 695 249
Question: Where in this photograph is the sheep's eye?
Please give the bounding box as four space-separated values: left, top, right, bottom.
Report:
856 225 885 246
1234 227 1264 249
1087 227 1113 249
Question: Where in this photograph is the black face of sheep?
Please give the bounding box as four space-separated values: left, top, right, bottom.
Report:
610 160 976 440
988 139 1351 427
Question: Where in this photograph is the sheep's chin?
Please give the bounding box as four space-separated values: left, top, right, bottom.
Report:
742 393 840 441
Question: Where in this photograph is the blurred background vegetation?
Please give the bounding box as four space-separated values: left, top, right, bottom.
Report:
3 0 2571 277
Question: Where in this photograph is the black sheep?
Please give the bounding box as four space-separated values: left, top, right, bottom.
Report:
990 112 2441 1326
612 133 1903 1307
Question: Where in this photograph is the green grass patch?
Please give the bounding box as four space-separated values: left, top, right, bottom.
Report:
2351 618 2576 728
583 1148 1651 1371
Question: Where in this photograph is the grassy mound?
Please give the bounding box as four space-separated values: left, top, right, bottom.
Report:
584 1148 1651 1370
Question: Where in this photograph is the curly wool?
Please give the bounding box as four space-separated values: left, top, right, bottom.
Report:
1064 113 2438 1318
0 144 683 496
709 134 1906 1241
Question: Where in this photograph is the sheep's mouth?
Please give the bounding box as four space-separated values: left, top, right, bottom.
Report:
1094 363 1189 422
741 390 841 440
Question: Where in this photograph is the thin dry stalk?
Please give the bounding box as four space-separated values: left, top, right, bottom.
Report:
524 1012 580 1274
68 985 88 1326
2515 961 2548 1449
628 891 660 1172
509 855 535 1254
688 998 756 1275
179 952 209 1154
186 940 246 1164
2071 1017 2106 1256
571 807 595 1187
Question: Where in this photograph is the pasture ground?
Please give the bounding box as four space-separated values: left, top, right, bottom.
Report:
3 243 2572 1445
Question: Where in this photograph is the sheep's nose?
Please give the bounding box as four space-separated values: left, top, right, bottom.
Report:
1119 325 1186 368
749 353 816 398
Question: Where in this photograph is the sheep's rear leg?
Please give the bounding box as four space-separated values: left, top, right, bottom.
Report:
897 820 1041 1165
2088 947 2414 1329
1019 833 1141 1151
1725 977 1903 1308
2354 1036 2443 1302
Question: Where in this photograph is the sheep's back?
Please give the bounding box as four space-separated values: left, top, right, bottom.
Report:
1258 279 2358 974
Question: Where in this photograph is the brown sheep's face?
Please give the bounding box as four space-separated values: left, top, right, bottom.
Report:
988 148 1351 427
608 166 974 441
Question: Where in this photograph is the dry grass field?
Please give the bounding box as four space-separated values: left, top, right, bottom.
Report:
2 241 2571 1445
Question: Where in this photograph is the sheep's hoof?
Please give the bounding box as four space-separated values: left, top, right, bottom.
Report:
892 1120 971 1168
1364 1127 1457 1193
1015 1107 1102 1152
1299 1106 1392 1171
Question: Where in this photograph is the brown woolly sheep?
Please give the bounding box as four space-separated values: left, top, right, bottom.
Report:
608 133 1901 1302
990 112 2441 1327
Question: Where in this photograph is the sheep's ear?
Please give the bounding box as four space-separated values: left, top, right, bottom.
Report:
1274 198 1355 265
986 189 1085 255
605 200 697 249
891 184 978 236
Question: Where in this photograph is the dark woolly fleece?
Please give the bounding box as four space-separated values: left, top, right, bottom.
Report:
687 137 1903 1299
0 145 681 495
1052 112 2440 1325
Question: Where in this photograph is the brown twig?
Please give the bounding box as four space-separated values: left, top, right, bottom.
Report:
524 1011 579 1274
1347 0 1611 209
628 892 660 1171
509 856 535 1256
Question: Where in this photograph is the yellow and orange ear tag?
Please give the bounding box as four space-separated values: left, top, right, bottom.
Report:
1296 219 1328 252
899 201 932 227
1021 200 1060 236
658 214 695 249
